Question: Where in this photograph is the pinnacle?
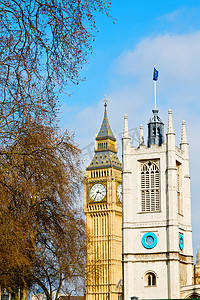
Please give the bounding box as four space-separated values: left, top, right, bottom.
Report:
139 124 144 145
167 109 174 134
123 114 130 139
181 120 188 144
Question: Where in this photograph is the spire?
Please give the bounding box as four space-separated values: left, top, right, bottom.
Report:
167 109 174 134
181 120 188 144
96 96 115 141
86 98 122 171
123 114 130 139
139 124 144 146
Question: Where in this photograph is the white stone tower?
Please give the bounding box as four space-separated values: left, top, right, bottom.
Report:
122 109 193 299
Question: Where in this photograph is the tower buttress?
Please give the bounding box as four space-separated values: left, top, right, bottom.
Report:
122 114 132 300
180 120 193 272
166 109 180 298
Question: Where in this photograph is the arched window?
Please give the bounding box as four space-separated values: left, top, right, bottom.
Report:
186 294 200 299
145 272 156 286
141 161 160 212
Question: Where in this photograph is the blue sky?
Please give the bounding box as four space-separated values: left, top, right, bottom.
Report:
59 0 200 257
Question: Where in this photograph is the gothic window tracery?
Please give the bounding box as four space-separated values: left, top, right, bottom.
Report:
141 161 160 212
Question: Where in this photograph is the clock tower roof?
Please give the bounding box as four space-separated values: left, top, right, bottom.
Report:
86 97 122 171
86 150 122 170
96 96 116 141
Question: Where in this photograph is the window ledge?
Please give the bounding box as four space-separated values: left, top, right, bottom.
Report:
138 210 161 214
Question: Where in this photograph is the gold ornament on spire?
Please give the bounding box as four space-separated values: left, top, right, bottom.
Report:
104 94 107 107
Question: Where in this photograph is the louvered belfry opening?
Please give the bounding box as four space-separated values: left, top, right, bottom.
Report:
141 161 160 212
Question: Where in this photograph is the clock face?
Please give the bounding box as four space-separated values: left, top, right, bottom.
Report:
179 233 184 250
117 184 122 202
90 183 106 202
142 232 157 249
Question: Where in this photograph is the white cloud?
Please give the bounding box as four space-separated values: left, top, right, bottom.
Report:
116 32 200 85
157 6 200 30
110 32 200 254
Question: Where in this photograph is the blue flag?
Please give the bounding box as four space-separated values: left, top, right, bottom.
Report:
153 67 159 81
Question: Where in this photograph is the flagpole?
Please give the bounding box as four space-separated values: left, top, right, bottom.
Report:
154 80 157 109
153 64 157 109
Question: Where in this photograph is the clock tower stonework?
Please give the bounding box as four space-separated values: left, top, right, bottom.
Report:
84 100 122 300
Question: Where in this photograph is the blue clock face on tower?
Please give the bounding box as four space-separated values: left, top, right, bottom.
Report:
179 233 184 250
142 232 157 249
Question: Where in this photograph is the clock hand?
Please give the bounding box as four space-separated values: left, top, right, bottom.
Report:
94 190 100 200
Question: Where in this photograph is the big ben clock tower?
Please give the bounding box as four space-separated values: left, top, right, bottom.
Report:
84 98 122 300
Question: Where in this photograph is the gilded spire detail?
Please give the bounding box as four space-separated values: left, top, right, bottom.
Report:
104 94 107 107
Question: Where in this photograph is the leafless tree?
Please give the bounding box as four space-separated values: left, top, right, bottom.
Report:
0 125 85 300
0 1 113 297
0 0 112 151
